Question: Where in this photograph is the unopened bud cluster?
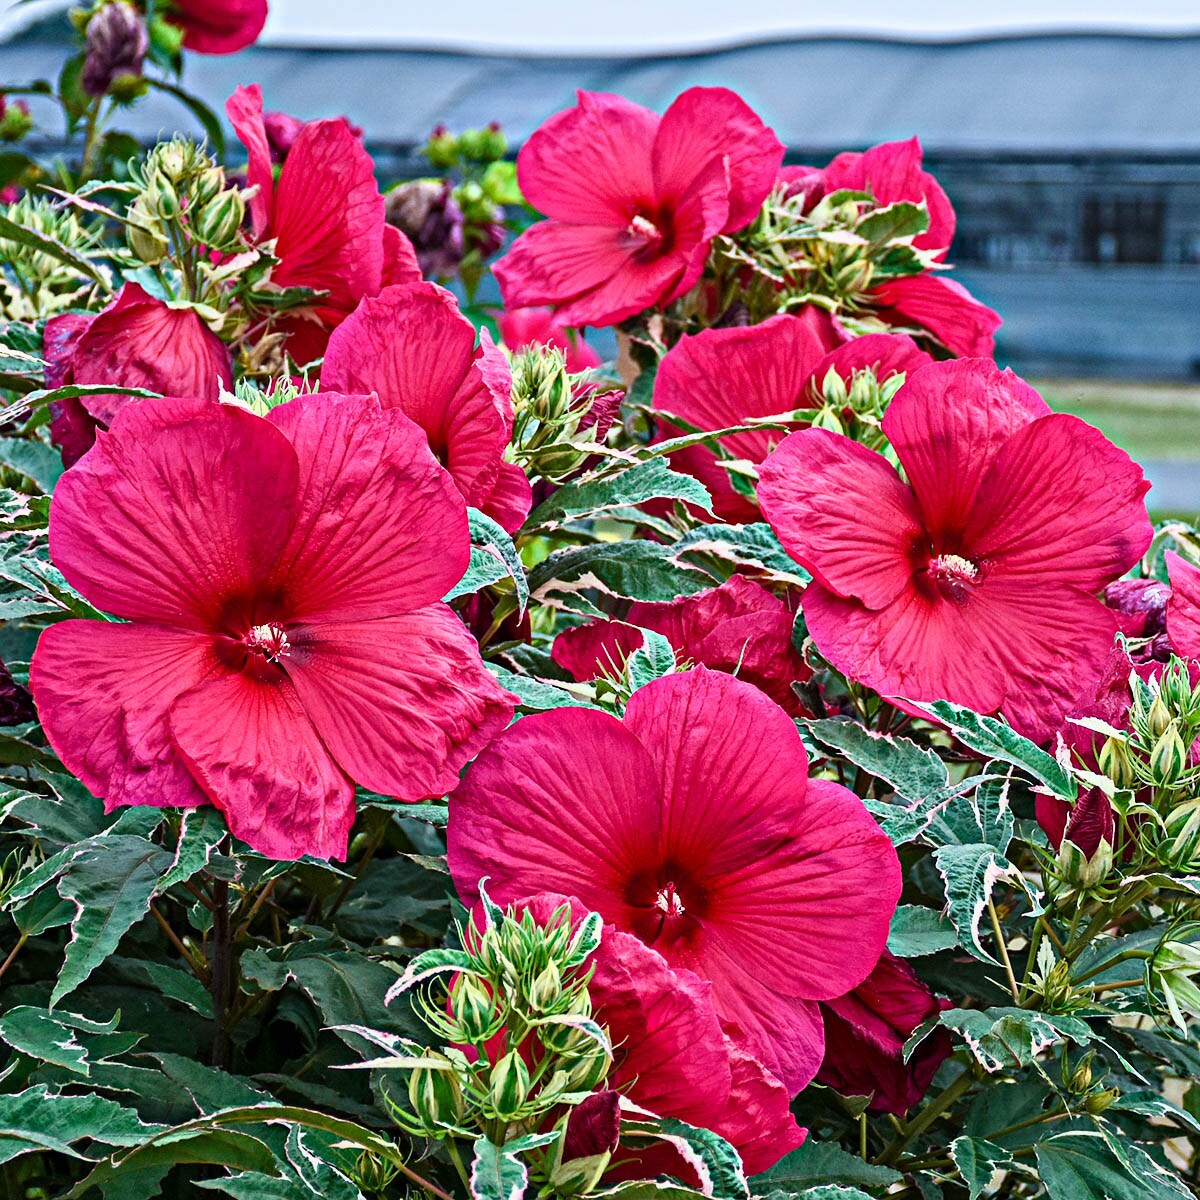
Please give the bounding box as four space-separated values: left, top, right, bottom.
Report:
809 364 908 449
510 346 608 483
127 137 248 264
384 897 612 1148
0 195 109 320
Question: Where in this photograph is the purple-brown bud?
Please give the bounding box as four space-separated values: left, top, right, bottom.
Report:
385 180 464 278
82 1 148 97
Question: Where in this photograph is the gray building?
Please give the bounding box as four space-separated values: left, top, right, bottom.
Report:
3 20 1200 378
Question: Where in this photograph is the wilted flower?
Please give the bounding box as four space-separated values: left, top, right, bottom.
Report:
43 282 233 466
495 87 784 327
82 1 148 97
321 281 532 532
385 180 465 278
30 393 514 860
448 668 901 1091
163 0 268 55
652 311 929 522
1105 577 1170 640
759 359 1153 741
816 951 952 1115
552 574 812 715
226 85 421 365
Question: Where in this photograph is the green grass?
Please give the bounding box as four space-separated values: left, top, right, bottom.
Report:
1036 378 1200 462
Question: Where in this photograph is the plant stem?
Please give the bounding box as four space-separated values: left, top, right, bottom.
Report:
988 897 1021 1002
78 97 104 184
444 1136 472 1189
0 932 27 983
210 877 233 1069
149 902 210 984
876 1066 975 1166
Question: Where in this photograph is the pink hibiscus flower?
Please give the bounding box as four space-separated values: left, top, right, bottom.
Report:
785 138 1001 357
30 393 514 861
758 359 1152 741
652 313 930 522
226 85 421 365
322 282 532 533
817 951 952 1115
1166 552 1200 659
43 282 233 467
166 0 267 54
518 894 804 1176
494 88 784 328
497 306 602 373
448 667 901 1091
551 574 812 715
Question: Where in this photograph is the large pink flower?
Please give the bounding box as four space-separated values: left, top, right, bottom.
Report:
517 894 804 1176
816 951 952 1116
1166 552 1200 660
322 282 532 533
787 139 1001 357
44 283 233 466
448 667 901 1091
497 306 602 373
227 85 421 365
551 574 811 715
652 313 930 522
167 0 266 54
758 359 1152 741
495 88 784 328
30 394 514 861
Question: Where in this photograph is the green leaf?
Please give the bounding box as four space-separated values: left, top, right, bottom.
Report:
757 1190 873 1200
0 1007 139 1076
855 200 930 247
106 956 213 1017
487 663 592 710
159 806 228 891
932 842 1015 963
1034 1131 1190 1199
0 210 105 282
385 947 476 1001
626 628 677 691
0 436 64 494
594 1184 708 1200
930 771 1015 852
529 540 712 617
0 1086 164 1165
470 1137 528 1200
750 1139 902 1192
657 1119 748 1200
670 522 810 587
934 1008 1093 1074
949 1136 1013 1199
526 459 712 532
913 700 1076 798
52 834 174 1005
887 905 958 958
445 509 529 612
803 718 948 800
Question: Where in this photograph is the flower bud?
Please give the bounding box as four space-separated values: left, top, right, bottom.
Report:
385 179 464 278
451 975 503 1043
1085 1088 1120 1115
126 197 169 264
0 97 33 143
1097 735 1136 789
1058 836 1114 891
811 406 845 435
528 960 562 1012
82 1 148 97
1147 693 1173 739
564 1043 612 1092
195 188 246 251
550 1090 620 1194
1065 1050 1094 1094
1160 801 1200 872
425 124 459 169
1150 724 1189 787
487 1050 531 1119
1040 958 1075 1009
349 1151 400 1194
406 1055 464 1134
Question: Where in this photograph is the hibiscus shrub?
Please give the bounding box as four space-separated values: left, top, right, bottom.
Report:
2 26 1200 1200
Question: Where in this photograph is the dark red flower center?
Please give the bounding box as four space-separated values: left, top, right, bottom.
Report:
625 861 709 949
922 552 983 604
621 210 670 259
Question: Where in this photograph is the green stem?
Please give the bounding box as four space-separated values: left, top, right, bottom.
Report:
876 1065 975 1166
0 931 28 983
78 96 105 184
444 1137 472 1189
988 897 1020 1002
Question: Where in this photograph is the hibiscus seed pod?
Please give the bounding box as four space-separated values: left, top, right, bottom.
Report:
486 1050 531 1119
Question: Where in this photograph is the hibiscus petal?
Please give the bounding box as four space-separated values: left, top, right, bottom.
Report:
170 668 354 861
226 84 274 234
812 332 932 392
873 274 1001 358
804 576 1120 742
965 413 1152 591
621 668 805 878
653 315 827 521
30 621 216 811
51 396 299 627
1167 551 1200 660
380 223 423 287
517 91 658 226
758 427 925 609
478 461 534 535
494 220 684 328
172 0 266 54
718 1042 807 1173
267 391 469 621
448 707 663 920
70 284 233 425
652 87 784 231
284 606 515 800
882 358 1047 545
552 620 652 682
272 117 385 318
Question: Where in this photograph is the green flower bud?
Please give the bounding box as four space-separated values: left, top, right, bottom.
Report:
195 188 246 250
1147 693 1173 739
1085 1088 1120 1115
406 1055 464 1134
550 1152 611 1195
1150 724 1189 787
528 960 562 1012
126 198 168 264
811 406 845 435
487 1050 531 1119
1066 1051 1094 1094
1160 801 1200 872
1040 958 1075 1009
0 99 34 143
1098 735 1137 789
349 1150 400 1194
1057 837 1113 891
564 1043 612 1092
451 975 503 1043
425 125 458 169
